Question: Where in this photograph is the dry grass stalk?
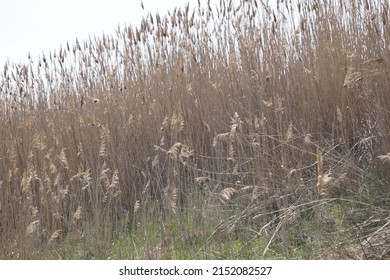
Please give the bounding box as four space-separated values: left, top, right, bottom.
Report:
48 230 62 244
344 67 364 88
316 147 324 195
286 123 294 141
73 206 82 220
219 188 236 203
59 148 69 170
378 153 390 163
26 220 39 236
134 200 140 214
195 177 210 188
167 142 182 160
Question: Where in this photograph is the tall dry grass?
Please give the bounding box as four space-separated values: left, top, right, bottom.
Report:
0 0 389 259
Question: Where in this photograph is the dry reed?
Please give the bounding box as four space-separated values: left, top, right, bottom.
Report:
0 0 389 259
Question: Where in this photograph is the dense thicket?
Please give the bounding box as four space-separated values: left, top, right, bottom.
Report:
1 0 389 259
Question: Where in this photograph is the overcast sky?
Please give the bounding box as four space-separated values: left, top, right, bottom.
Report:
0 0 202 69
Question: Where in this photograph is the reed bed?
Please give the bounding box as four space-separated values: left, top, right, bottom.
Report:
0 0 389 259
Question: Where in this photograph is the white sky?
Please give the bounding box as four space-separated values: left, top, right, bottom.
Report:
0 0 198 68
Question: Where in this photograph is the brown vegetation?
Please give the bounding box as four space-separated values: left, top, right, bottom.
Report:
0 0 389 259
